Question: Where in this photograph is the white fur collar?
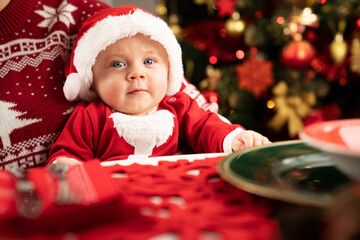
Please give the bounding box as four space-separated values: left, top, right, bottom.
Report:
109 109 175 158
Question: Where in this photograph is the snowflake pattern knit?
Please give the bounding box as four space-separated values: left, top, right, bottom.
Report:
0 0 109 169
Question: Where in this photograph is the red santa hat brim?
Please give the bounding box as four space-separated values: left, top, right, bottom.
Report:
63 5 183 101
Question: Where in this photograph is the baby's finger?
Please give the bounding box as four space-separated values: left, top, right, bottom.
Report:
232 141 245 151
254 137 263 146
261 136 271 144
243 134 255 148
56 157 83 166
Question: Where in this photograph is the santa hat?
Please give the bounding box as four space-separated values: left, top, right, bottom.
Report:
63 5 183 101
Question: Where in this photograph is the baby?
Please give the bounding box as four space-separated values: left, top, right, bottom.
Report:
47 5 270 165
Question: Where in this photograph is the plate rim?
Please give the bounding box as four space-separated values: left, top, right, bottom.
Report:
300 118 360 157
217 140 335 208
299 132 360 159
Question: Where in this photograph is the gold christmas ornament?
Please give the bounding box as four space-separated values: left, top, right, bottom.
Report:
156 3 167 16
200 65 222 91
350 36 360 74
272 80 288 96
330 33 348 66
225 12 245 37
268 81 316 138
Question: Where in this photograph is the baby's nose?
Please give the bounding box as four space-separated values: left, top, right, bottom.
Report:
127 65 145 81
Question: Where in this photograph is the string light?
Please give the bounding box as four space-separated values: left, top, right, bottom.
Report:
267 100 275 109
277 16 285 25
299 8 318 26
339 78 347 86
156 4 167 16
219 29 227 38
209 56 218 64
209 95 219 103
236 50 245 60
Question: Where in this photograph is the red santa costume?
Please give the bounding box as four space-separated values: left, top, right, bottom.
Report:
48 93 242 163
47 5 244 164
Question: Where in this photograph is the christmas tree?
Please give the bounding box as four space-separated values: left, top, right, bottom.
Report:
156 0 360 141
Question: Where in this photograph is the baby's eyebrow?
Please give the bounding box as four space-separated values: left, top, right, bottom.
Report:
107 52 125 58
142 49 161 54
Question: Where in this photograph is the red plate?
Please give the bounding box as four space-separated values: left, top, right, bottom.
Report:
300 119 360 179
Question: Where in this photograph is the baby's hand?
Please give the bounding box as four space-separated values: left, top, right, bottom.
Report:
231 130 271 152
55 156 83 166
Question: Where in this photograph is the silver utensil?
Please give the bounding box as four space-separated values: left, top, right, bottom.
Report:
6 167 42 218
47 163 80 205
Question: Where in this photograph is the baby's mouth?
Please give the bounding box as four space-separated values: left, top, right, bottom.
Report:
128 88 147 95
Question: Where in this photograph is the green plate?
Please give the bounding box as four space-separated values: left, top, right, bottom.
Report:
218 140 351 208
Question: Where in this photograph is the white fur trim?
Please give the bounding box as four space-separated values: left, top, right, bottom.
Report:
223 128 244 154
110 109 175 157
73 9 183 101
217 113 231 124
63 73 81 101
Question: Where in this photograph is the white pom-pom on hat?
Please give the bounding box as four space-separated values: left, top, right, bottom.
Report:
63 5 184 102
63 73 81 101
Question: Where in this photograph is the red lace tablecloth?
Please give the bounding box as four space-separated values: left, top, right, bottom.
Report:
0 154 279 240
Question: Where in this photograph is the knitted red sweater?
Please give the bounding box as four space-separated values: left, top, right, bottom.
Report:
0 0 110 169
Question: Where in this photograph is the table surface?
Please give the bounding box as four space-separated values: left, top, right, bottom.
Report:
0 153 282 239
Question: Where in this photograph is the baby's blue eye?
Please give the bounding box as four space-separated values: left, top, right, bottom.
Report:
144 59 154 65
112 62 124 68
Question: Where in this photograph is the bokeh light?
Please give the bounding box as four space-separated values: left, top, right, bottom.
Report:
209 56 218 64
236 50 245 60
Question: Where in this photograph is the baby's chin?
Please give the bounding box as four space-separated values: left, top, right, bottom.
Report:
113 105 158 116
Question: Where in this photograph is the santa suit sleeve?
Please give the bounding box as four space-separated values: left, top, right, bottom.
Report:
46 102 96 165
167 92 245 153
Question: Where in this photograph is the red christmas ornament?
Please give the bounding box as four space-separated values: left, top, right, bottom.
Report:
356 17 360 32
215 0 236 18
236 57 274 99
280 39 316 69
311 54 349 85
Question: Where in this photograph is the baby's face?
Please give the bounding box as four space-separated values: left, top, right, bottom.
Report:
92 34 169 115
